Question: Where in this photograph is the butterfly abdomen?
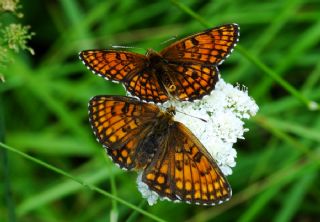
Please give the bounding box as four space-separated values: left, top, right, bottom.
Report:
146 50 179 96
135 111 173 168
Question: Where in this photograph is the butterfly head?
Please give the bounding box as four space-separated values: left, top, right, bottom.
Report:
156 106 176 127
146 48 165 65
145 48 158 57
166 106 176 116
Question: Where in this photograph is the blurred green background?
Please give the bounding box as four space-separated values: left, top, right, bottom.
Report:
1 0 320 221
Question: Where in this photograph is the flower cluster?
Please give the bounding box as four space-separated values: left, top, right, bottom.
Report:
2 24 35 55
0 0 35 82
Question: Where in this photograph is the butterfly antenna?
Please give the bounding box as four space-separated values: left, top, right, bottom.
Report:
176 110 207 123
111 45 145 51
0 75 5 83
160 35 178 45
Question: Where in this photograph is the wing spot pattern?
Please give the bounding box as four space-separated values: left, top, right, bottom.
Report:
80 24 238 103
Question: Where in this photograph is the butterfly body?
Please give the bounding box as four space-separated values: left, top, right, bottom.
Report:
80 24 239 103
144 49 178 97
89 96 231 205
130 107 174 169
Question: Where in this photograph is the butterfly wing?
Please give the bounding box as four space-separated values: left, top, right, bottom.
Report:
80 50 169 103
167 63 219 101
88 95 160 170
160 24 239 66
158 24 238 102
124 69 169 103
80 50 146 82
142 121 231 205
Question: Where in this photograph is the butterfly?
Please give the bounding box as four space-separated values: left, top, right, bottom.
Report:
89 95 231 205
80 24 239 103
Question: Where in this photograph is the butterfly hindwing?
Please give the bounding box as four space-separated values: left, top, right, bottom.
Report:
124 69 169 103
88 96 159 169
167 63 219 101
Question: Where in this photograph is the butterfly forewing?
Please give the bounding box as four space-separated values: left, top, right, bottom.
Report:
80 50 146 82
89 96 159 169
160 24 239 66
175 122 231 204
142 121 231 205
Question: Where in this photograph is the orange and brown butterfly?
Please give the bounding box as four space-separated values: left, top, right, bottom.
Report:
89 95 231 205
80 24 239 103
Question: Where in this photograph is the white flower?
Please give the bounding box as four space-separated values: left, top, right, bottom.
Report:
137 78 258 205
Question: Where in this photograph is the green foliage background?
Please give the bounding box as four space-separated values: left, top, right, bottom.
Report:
1 0 320 221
